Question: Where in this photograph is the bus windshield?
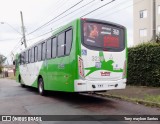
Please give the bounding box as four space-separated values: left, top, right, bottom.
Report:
82 21 125 51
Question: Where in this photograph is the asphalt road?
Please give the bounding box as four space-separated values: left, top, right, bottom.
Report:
0 78 160 124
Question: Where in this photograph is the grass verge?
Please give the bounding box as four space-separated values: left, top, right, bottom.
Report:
96 93 160 108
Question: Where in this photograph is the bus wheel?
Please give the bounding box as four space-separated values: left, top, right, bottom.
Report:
19 75 25 87
38 78 45 96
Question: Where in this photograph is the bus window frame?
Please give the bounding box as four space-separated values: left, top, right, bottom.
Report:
25 50 29 64
51 37 57 59
20 52 25 65
56 27 73 58
42 42 46 61
65 29 73 55
37 43 42 62
34 46 38 62
23 52 26 64
28 49 31 63
31 47 35 63
81 19 126 52
46 38 52 60
57 32 65 57
18 27 73 64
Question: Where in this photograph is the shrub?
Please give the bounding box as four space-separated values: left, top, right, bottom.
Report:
128 42 160 87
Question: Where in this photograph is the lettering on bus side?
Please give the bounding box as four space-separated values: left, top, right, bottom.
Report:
58 64 65 69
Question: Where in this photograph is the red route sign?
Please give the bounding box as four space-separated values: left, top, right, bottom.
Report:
103 35 119 48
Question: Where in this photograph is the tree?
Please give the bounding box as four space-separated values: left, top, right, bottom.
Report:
155 34 160 43
150 34 160 43
0 54 6 73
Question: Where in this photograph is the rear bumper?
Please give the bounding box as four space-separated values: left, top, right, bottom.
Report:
74 79 126 92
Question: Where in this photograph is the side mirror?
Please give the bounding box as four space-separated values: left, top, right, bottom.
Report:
13 60 15 65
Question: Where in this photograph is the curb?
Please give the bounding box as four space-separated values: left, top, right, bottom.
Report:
95 93 160 108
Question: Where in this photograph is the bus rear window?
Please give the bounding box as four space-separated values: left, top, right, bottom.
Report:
82 21 125 51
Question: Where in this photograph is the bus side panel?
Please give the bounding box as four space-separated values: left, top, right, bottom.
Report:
43 21 78 92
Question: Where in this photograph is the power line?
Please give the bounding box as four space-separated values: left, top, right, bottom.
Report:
13 0 115 51
8 0 122 55
99 0 145 19
44 0 96 27
27 0 84 36
0 22 22 35
11 38 23 52
81 0 115 17
0 38 21 42
26 0 115 44
27 26 63 42
28 0 68 31
10 0 138 54
92 0 132 18
27 30 52 41
5 38 22 58
7 28 52 59
27 0 114 36
6 0 146 61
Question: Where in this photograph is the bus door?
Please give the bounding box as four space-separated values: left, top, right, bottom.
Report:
14 55 19 80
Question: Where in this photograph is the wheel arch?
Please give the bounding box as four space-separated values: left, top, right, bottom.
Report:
18 74 21 83
37 75 45 90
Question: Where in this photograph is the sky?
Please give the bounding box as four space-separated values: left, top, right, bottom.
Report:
0 0 133 64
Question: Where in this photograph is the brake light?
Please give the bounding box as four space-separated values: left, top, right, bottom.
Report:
78 56 84 78
81 18 87 21
122 60 127 79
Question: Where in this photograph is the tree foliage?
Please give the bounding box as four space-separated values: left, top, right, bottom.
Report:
0 54 6 73
155 34 160 43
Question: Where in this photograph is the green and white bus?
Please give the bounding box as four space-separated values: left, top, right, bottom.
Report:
15 18 127 95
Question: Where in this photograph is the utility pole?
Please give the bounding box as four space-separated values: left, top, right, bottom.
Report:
152 0 156 41
20 11 27 48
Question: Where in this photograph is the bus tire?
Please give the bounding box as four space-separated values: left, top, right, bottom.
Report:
19 75 25 87
38 78 45 96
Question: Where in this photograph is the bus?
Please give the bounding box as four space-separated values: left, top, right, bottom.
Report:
14 18 127 95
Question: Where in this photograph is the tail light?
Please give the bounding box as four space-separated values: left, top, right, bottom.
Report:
122 60 127 79
78 56 84 78
81 18 87 21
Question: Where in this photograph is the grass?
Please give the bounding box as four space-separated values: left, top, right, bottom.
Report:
144 95 160 104
96 93 160 108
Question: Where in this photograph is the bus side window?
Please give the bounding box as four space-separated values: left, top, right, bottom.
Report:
42 42 46 60
57 32 65 57
34 46 38 62
26 50 29 64
31 47 35 63
52 37 57 58
47 39 52 59
38 44 42 61
23 52 26 64
65 29 72 55
15 59 18 70
21 52 25 65
28 49 31 63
